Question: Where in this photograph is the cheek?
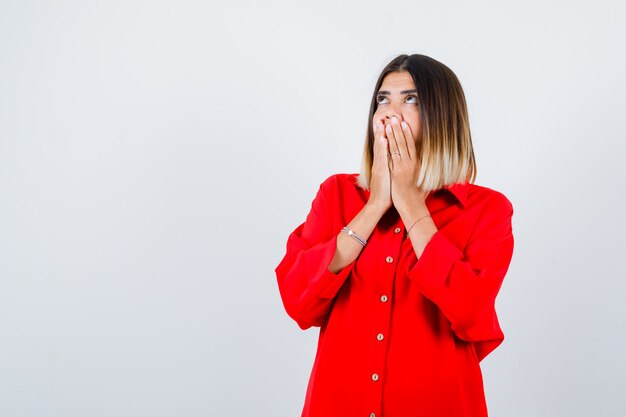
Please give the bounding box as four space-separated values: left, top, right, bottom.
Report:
407 122 420 140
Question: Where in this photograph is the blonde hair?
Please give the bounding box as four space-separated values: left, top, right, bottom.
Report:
356 54 477 192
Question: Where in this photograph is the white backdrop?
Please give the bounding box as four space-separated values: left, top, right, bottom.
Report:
1 1 625 416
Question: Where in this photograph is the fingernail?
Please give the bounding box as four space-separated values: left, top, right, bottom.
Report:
401 121 407 128
391 116 398 124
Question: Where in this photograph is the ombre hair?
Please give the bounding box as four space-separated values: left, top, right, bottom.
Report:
356 54 477 192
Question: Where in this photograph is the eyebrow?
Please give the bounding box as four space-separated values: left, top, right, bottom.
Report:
377 89 417 95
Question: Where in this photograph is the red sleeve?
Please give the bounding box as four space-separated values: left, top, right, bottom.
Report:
406 193 515 362
274 176 357 330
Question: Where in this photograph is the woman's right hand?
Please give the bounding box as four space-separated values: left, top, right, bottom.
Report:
368 120 393 213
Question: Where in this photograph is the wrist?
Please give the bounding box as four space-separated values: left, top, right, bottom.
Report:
401 205 436 235
396 200 428 221
366 200 390 216
394 190 425 216
406 216 437 242
407 223 437 242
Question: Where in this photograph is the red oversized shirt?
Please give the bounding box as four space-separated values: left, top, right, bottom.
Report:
275 172 515 417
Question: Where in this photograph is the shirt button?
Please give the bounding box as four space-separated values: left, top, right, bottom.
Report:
380 295 388 302
377 333 384 341
372 373 379 381
385 256 393 263
394 227 401 233
370 413 376 417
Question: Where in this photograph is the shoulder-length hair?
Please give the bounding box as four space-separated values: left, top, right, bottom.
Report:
356 54 477 192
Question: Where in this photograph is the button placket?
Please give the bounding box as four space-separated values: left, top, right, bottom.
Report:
366 221 403 416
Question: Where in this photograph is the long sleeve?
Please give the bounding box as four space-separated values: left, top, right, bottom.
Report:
406 193 514 362
275 177 357 330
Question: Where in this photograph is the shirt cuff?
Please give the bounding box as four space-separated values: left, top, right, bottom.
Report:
315 234 356 299
406 229 464 300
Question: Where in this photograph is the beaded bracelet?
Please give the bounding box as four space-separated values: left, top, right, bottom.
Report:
341 226 367 246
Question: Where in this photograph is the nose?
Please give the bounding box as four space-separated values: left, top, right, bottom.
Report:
375 113 401 130
383 112 403 124
383 102 402 120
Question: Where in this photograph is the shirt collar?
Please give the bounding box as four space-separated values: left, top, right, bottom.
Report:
441 181 470 208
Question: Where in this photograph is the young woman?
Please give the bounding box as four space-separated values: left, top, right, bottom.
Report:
275 53 515 417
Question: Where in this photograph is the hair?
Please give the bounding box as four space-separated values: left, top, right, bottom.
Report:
356 54 477 192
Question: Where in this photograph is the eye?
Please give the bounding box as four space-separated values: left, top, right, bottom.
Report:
376 94 418 104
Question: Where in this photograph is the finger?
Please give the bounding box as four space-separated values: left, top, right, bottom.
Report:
374 121 388 166
391 117 409 159
380 121 393 170
400 120 416 160
386 122 400 160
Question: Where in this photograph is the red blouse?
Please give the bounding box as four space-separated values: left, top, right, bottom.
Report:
275 172 515 417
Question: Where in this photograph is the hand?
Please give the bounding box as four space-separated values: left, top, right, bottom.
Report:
367 119 392 212
385 116 428 212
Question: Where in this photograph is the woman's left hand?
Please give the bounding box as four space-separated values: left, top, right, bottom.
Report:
384 116 428 213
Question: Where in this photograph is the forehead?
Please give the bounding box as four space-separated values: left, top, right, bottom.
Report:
379 71 415 91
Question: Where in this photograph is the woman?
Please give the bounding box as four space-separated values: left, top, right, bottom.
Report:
274 53 515 417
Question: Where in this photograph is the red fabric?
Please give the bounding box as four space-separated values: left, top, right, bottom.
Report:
275 172 515 417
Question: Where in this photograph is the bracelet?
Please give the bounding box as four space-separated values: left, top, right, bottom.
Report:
341 226 367 246
405 214 431 237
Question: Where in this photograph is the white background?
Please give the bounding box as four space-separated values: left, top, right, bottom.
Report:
1 1 625 416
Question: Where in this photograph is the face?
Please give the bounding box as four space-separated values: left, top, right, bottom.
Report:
372 71 421 145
